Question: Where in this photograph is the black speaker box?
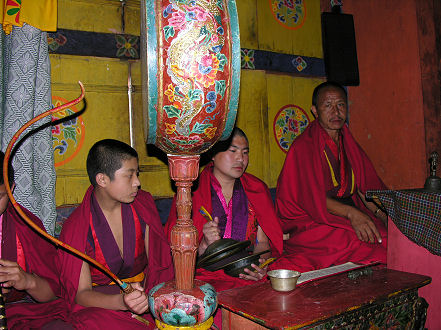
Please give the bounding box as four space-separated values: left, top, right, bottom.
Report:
321 12 360 86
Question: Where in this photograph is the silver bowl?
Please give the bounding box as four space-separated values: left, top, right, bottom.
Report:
267 269 301 292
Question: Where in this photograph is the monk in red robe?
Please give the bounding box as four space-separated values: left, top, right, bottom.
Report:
0 151 69 329
276 81 387 272
165 128 284 292
58 139 174 329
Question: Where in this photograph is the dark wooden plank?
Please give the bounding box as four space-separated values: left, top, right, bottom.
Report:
415 0 441 163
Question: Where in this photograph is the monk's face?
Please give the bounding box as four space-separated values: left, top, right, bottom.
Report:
0 184 9 215
212 135 249 182
311 87 348 134
101 157 140 204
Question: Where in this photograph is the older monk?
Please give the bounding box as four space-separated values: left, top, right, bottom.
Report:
275 81 387 272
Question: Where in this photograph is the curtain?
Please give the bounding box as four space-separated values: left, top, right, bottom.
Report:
0 23 56 234
1 0 57 35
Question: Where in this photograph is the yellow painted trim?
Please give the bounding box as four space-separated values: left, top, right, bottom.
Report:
324 150 338 187
156 317 213 329
93 272 145 286
350 169 355 194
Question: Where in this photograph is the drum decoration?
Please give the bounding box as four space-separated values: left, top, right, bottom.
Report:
141 1 240 328
142 0 240 155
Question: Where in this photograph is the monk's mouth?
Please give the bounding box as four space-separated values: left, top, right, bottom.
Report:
331 118 344 123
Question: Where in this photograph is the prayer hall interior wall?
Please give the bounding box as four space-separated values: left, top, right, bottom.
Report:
50 0 327 205
333 1 441 328
334 0 439 190
51 0 171 204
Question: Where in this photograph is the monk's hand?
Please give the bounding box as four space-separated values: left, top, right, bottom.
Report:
201 216 221 246
0 259 34 292
238 258 267 281
123 282 149 315
347 209 382 244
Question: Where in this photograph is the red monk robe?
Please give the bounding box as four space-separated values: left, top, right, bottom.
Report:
276 120 387 272
58 186 174 329
165 163 283 292
4 203 70 329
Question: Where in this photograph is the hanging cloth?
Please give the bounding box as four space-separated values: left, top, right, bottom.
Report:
1 0 57 34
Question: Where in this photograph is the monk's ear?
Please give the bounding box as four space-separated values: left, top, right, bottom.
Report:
96 173 108 188
311 105 318 118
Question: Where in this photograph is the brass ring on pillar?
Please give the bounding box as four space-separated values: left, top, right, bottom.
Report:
155 316 214 330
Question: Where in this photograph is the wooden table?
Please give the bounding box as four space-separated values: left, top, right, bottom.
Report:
218 267 430 329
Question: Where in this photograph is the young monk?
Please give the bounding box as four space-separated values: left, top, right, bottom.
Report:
165 128 283 292
0 151 69 328
58 139 174 329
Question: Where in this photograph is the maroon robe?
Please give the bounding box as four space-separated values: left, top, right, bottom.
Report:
165 164 283 292
58 186 174 329
276 120 387 272
3 203 70 329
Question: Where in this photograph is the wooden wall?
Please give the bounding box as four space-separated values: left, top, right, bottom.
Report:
52 0 325 205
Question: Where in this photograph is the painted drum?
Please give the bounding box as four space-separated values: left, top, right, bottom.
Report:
141 0 241 155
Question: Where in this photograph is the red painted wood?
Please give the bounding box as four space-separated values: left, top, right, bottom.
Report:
342 0 427 190
218 268 430 329
388 219 441 330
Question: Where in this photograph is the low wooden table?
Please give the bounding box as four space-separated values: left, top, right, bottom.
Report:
218 267 430 329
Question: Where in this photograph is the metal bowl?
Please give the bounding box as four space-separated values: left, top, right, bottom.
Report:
267 269 301 292
222 250 270 277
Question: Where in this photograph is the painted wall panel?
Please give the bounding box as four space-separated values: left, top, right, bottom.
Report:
236 0 259 50
235 70 270 184
266 74 323 186
51 55 174 204
257 0 323 57
58 0 140 35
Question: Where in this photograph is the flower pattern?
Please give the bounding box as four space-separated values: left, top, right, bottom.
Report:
5 0 21 25
115 35 139 58
241 49 255 69
168 11 186 31
165 123 176 135
51 96 85 167
270 0 306 30
51 118 61 135
273 104 309 153
47 34 67 52
191 54 220 88
293 56 307 71
204 127 217 139
157 0 234 153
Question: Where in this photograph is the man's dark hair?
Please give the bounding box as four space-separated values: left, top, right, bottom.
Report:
206 127 249 159
312 81 348 107
0 151 14 186
86 139 138 187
